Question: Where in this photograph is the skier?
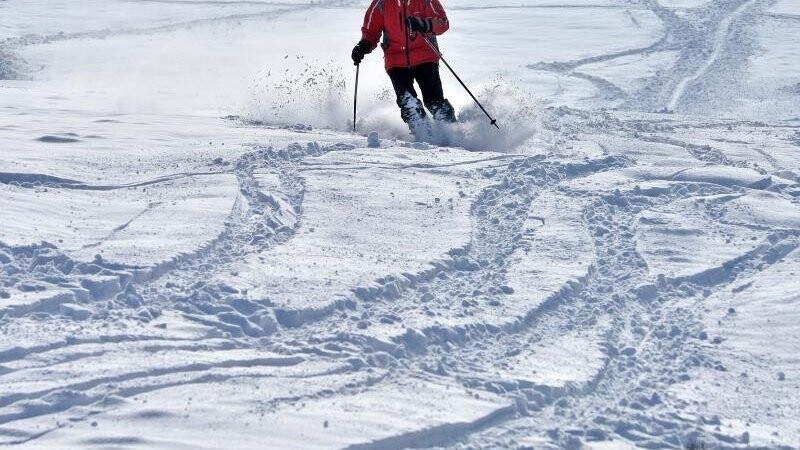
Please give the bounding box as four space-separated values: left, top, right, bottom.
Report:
351 0 457 139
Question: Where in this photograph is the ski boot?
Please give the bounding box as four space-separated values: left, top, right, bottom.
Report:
398 92 433 142
427 99 457 123
426 99 457 146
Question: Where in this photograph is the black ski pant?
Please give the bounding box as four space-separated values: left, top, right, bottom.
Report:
387 63 445 107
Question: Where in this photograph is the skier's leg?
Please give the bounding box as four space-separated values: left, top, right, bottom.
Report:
412 63 444 105
387 67 427 123
414 63 456 123
388 67 431 141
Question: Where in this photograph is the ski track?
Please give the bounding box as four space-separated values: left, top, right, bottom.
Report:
666 0 760 112
3 0 800 448
526 0 771 113
0 0 355 80
0 170 231 191
277 148 798 448
3 125 799 448
449 4 625 11
2 6 304 49
760 12 800 21
276 152 628 345
454 183 800 448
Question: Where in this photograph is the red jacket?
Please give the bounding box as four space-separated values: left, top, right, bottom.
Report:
361 0 450 70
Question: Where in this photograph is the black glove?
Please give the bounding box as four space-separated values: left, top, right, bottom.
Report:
351 40 372 65
407 16 433 33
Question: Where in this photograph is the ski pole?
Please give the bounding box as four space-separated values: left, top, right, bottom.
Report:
353 63 360 132
421 35 499 129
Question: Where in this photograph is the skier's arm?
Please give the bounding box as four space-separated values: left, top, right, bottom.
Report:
428 0 449 35
360 0 385 50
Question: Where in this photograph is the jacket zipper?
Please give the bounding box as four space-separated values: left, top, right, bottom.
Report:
403 0 411 68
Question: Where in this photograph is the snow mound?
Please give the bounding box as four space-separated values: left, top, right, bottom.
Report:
672 166 771 189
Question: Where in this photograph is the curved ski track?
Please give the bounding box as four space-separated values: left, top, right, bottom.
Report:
4 125 797 448
528 0 772 113
2 0 800 448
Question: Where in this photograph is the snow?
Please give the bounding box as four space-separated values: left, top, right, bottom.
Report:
580 50 680 98
657 0 712 8
670 248 800 446
451 6 665 81
671 165 771 188
727 16 800 120
770 0 800 16
636 194 766 280
494 323 608 388
0 0 277 39
502 192 594 323
2 0 800 448
229 147 491 327
0 173 238 267
28 376 513 450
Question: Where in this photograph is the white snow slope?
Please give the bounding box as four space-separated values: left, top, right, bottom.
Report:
1 0 799 449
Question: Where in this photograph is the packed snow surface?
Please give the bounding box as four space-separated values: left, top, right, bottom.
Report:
1 0 799 448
